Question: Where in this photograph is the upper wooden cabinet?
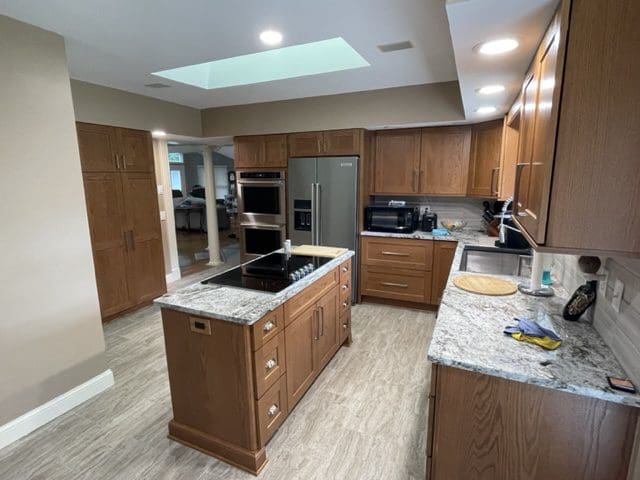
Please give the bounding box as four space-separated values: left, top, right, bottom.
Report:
421 126 471 196
497 103 521 201
467 120 504 197
234 134 287 169
117 128 155 172
512 0 639 256
288 129 362 157
373 129 421 194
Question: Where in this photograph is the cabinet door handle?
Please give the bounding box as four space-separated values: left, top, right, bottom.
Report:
342 266 349 273
381 251 410 257
413 170 419 192
490 167 500 196
342 301 349 308
341 284 349 290
262 320 275 333
121 154 127 170
314 308 320 341
319 306 324 337
381 281 409 288
265 358 277 370
267 404 279 417
128 230 135 250
513 163 527 213
114 154 120 170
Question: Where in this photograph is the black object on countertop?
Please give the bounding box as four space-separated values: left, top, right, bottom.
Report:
202 252 332 293
563 280 597 321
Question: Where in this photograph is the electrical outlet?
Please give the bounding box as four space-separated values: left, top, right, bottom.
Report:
159 210 166 221
612 279 625 313
598 269 609 297
157 184 164 194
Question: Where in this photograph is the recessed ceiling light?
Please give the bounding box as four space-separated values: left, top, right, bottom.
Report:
260 30 283 46
476 38 519 55
152 130 167 138
477 84 505 95
476 106 497 115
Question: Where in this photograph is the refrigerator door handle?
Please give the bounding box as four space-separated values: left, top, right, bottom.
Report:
310 183 316 246
315 183 321 245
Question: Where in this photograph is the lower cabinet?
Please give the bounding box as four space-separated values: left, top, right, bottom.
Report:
161 258 352 475
426 365 639 480
360 236 456 306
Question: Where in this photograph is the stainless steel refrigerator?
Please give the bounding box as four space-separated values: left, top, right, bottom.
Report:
288 156 358 298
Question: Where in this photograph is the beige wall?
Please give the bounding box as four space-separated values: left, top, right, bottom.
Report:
201 81 465 137
0 16 108 424
71 80 202 137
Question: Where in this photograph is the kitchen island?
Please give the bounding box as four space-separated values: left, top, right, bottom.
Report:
155 250 354 475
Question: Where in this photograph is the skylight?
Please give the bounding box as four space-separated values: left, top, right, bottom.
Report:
152 37 369 90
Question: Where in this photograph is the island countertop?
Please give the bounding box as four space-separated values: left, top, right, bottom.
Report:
155 249 354 325
361 229 640 408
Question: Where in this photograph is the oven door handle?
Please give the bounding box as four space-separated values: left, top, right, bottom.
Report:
238 180 284 186
240 223 283 230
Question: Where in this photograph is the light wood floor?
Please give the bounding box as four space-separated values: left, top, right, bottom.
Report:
0 297 435 479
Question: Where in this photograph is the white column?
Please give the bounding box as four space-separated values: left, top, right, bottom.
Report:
202 145 222 265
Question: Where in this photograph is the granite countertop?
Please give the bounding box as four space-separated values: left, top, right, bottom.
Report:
361 229 640 408
155 250 354 325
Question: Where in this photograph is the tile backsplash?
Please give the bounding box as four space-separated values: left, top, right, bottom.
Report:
552 253 640 385
372 196 487 231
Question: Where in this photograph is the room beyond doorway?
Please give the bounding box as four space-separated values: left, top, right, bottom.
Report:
168 144 238 276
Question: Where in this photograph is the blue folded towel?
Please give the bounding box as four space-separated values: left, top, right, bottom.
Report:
504 318 561 341
431 228 450 236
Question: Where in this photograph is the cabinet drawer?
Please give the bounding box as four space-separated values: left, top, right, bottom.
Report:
362 266 431 304
339 288 351 316
339 259 352 284
285 269 338 325
339 309 351 345
362 237 433 271
251 306 284 351
253 332 286 399
256 374 288 447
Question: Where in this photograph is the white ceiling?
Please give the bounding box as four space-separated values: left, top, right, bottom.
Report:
446 0 559 120
0 0 458 109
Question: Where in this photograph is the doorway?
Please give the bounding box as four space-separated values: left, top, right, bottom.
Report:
168 144 239 277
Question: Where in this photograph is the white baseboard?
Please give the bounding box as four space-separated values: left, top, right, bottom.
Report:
0 369 114 451
166 267 181 284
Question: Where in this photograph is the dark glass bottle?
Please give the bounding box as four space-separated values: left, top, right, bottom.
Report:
563 280 597 321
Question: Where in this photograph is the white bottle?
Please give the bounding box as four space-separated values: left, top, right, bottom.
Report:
283 239 291 255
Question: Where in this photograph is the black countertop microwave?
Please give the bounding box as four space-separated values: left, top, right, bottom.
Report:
364 206 419 233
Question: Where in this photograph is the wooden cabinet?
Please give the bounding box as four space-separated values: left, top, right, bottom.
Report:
161 263 351 474
77 123 119 172
420 126 471 195
430 241 457 305
512 0 640 256
467 120 503 197
360 236 457 306
497 102 521 201
373 129 421 194
427 365 638 480
234 134 287 169
288 129 362 157
78 122 165 320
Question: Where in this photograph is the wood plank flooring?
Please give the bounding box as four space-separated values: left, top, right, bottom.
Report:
0 296 435 479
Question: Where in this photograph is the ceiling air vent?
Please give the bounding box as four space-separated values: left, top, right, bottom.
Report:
144 82 171 88
377 41 414 53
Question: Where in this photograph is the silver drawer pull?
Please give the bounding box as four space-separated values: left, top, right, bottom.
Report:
262 320 275 333
381 251 410 257
341 284 349 290
268 404 279 417
342 266 348 273
381 281 409 288
265 358 277 370
343 322 348 329
342 301 348 308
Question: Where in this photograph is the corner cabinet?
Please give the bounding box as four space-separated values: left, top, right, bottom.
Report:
467 120 503 198
161 258 352 475
234 134 288 169
512 0 640 256
77 122 166 319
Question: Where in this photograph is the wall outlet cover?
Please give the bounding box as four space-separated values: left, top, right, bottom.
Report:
157 184 164 194
159 210 167 221
612 278 625 313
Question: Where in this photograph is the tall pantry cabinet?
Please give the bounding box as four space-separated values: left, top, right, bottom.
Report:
77 122 166 319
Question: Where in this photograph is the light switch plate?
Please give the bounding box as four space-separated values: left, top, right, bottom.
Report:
612 279 624 313
598 269 608 297
159 210 167 221
157 184 164 194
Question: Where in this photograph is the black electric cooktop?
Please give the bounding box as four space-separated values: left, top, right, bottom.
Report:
201 252 332 293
